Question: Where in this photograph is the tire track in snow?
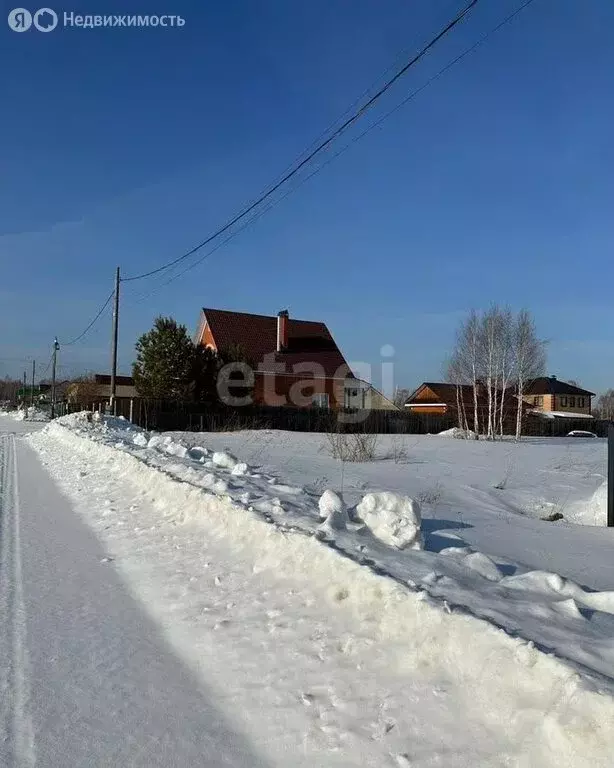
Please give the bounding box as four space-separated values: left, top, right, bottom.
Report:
0 435 35 767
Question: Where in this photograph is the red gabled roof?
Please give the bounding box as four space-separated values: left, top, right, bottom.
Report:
200 308 353 378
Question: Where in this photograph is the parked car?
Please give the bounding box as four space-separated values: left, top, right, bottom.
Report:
567 430 597 438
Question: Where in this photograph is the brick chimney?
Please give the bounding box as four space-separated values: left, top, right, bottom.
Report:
277 309 289 352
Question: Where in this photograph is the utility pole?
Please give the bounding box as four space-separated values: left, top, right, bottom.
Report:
31 359 36 408
110 266 120 415
51 337 59 419
22 371 26 410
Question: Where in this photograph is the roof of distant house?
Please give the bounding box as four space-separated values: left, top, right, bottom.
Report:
524 377 595 397
406 382 529 410
95 374 135 387
200 308 353 378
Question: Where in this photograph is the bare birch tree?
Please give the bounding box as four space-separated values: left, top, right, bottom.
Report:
476 306 515 440
446 307 545 439
512 309 546 439
497 308 515 437
450 310 482 434
446 353 469 432
594 390 614 421
393 387 411 409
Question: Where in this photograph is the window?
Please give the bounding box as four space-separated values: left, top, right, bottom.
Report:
561 396 568 407
312 393 330 409
533 396 543 406
578 397 584 408
569 396 575 408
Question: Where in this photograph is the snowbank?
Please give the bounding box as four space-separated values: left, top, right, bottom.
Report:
587 482 607 527
32 415 614 681
14 407 50 422
438 426 477 439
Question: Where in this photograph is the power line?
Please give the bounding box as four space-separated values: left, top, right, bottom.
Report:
124 0 535 297
58 290 115 346
39 352 55 379
121 0 479 283
234 0 464 209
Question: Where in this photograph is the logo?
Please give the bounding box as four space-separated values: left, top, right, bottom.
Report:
8 8 32 31
33 7 57 31
8 7 57 31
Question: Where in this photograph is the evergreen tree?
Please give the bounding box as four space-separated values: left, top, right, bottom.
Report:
133 317 196 400
191 344 221 403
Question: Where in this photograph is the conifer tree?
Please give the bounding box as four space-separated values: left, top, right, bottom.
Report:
133 317 195 399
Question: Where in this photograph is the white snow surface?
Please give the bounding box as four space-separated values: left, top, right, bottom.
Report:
437 426 477 439
0 418 268 767
13 407 50 422
13 413 614 766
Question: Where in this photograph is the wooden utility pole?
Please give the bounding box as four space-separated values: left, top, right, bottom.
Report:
22 371 26 409
608 425 614 528
51 338 59 419
30 359 36 408
110 266 120 415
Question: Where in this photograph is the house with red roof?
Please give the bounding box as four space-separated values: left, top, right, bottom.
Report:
194 307 396 410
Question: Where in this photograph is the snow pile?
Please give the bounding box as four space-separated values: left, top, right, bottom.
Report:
585 482 607 526
462 551 504 582
500 569 614 616
317 489 348 533
357 492 422 550
563 481 607 526
438 426 477 439
132 432 149 447
14 407 50 422
163 439 189 458
211 450 238 469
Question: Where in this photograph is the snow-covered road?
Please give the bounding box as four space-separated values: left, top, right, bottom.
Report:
0 424 267 767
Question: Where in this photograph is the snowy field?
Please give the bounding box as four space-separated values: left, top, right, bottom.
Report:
171 428 612 585
12 413 613 766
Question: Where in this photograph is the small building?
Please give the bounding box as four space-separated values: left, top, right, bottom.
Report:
94 374 138 400
404 381 528 432
522 376 595 419
66 375 137 404
194 307 396 410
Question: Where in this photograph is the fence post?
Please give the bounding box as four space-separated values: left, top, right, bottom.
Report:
608 425 614 528
129 399 134 423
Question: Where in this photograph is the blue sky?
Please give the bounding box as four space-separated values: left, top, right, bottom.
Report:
1 0 613 394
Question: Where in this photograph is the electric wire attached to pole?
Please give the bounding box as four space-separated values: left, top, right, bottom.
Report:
58 290 115 347
123 0 536 298
121 0 480 284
